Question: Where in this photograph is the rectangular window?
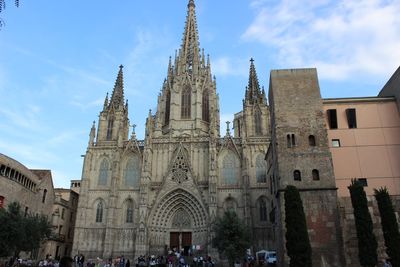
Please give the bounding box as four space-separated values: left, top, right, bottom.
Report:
327 109 338 129
358 178 368 187
61 208 65 220
332 139 341 147
346 108 357 128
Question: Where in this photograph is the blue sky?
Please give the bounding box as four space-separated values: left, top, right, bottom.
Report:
1 0 399 188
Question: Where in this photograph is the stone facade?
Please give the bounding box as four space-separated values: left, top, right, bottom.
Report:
267 69 345 266
71 0 400 265
42 188 79 260
72 1 272 259
0 153 55 260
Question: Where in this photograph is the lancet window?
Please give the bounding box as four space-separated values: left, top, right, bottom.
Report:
124 156 140 187
181 86 191 119
165 90 171 124
98 159 109 186
255 109 262 135
202 90 209 122
126 199 134 223
221 153 240 185
256 154 267 183
96 201 104 223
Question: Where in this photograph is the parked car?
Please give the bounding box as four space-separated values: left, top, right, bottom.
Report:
256 250 277 266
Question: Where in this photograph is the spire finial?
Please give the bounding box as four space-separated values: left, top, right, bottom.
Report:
131 124 137 138
226 121 231 136
188 0 195 8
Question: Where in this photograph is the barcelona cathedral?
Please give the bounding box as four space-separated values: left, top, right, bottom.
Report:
72 0 345 266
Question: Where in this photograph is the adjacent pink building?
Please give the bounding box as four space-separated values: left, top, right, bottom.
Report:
323 96 400 197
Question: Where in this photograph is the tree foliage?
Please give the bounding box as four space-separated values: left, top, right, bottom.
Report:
284 185 312 267
348 179 377 267
0 202 52 257
212 210 251 266
374 187 400 267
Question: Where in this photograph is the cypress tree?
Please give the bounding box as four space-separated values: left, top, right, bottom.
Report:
284 185 312 267
348 179 377 267
374 187 400 267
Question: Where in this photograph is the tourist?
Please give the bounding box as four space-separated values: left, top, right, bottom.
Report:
59 257 73 267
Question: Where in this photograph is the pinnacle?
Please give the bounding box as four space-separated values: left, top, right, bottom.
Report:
188 0 195 8
246 58 262 104
109 65 125 110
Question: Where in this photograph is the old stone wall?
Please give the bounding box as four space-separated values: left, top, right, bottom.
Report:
268 68 345 266
339 195 400 267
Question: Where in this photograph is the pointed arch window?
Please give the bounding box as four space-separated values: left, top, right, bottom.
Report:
96 202 103 223
98 159 109 186
259 198 267 222
294 170 301 181
309 135 316 146
106 118 114 140
42 189 47 203
126 200 134 223
181 86 191 119
165 90 171 124
124 156 140 187
255 109 262 135
256 154 267 183
312 169 320 181
202 90 210 122
221 153 240 185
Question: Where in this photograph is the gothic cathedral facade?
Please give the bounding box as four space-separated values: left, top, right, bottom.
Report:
72 0 273 259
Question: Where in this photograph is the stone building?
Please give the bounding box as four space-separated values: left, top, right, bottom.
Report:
0 153 55 259
266 69 345 266
72 0 272 259
42 188 79 260
71 0 400 266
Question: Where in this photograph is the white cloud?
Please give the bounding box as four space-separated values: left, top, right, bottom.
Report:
0 106 43 131
0 140 59 166
69 96 104 111
242 0 400 81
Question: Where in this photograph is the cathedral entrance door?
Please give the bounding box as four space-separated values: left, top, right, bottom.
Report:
170 232 192 256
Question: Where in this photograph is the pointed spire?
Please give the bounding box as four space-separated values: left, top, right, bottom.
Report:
103 92 109 111
109 65 125 110
188 0 195 8
89 121 96 146
246 58 262 104
179 0 200 73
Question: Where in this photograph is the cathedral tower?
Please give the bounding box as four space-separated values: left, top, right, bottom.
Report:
73 0 272 259
97 65 130 145
268 69 345 266
153 0 220 138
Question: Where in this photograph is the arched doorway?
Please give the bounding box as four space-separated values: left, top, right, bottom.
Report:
148 189 208 256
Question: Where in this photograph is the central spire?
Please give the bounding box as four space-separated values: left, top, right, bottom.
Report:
109 65 125 110
180 0 200 72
